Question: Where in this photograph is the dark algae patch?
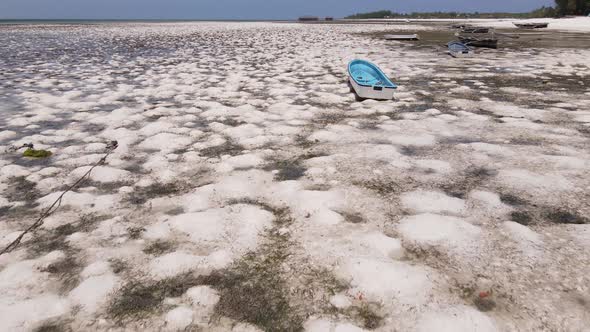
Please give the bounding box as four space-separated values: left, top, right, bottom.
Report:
440 167 497 199
341 212 365 224
200 223 303 330
347 303 384 329
127 226 145 239
33 322 71 332
510 206 588 225
199 203 347 331
108 273 201 321
545 209 588 225
41 256 83 293
510 211 533 225
199 140 244 158
29 213 110 256
126 182 186 205
109 259 128 275
500 193 528 206
399 146 430 156
29 214 111 293
199 255 302 331
264 158 307 181
111 205 312 330
474 296 497 312
354 178 403 196
142 240 175 256
4 176 41 203
263 151 325 181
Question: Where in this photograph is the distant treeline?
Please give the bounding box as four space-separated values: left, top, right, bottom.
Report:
346 2 589 19
554 0 589 15
345 7 558 19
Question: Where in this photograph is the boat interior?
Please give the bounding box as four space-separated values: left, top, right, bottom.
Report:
349 60 396 88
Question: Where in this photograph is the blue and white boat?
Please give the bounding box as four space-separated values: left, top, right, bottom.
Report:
348 60 397 101
447 41 473 57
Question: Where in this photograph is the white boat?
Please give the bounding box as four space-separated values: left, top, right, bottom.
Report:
513 22 549 29
348 60 398 101
384 34 419 41
448 41 473 58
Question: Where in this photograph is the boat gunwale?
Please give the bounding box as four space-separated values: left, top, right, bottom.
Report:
347 59 397 90
447 41 471 51
383 34 420 41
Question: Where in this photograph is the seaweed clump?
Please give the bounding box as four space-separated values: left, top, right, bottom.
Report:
23 148 52 158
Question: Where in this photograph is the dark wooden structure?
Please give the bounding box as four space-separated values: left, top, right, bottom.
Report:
298 16 319 22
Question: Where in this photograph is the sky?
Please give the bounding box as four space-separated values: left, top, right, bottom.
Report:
0 0 555 20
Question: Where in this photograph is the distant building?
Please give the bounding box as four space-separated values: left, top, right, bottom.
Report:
298 16 319 21
325 17 334 21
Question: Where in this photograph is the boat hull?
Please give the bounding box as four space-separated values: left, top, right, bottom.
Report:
458 36 498 49
348 60 397 101
461 27 490 34
349 77 395 100
448 42 473 57
514 23 549 29
449 49 473 57
384 34 419 41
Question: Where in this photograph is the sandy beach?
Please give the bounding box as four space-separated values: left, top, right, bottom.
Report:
0 19 589 331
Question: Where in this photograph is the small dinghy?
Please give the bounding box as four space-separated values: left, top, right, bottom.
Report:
447 41 473 57
348 60 397 101
458 35 498 49
384 34 419 41
461 26 491 34
514 22 549 29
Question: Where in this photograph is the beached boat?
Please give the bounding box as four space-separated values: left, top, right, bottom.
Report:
348 60 397 101
447 41 473 57
514 22 549 29
458 35 498 49
384 34 419 41
461 26 491 34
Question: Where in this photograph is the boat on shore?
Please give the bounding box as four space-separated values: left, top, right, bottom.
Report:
348 60 397 101
384 34 419 41
514 22 549 29
458 35 498 49
461 26 492 34
447 41 473 57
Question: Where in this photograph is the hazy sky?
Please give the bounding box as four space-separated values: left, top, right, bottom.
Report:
0 0 555 20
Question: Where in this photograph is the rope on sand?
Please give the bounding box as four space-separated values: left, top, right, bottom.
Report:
0 141 118 256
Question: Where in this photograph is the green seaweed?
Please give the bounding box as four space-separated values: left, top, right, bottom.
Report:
23 148 52 158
